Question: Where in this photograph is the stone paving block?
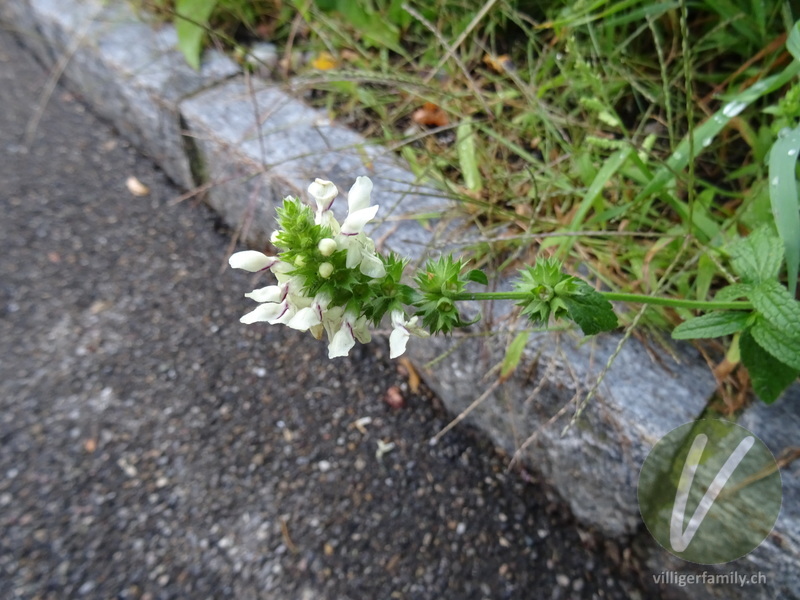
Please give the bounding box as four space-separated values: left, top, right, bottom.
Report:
1 0 53 63
19 0 239 188
179 76 456 254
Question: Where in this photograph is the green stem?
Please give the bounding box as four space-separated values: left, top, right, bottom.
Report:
452 291 752 311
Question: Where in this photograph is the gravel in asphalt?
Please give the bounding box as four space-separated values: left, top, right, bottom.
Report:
0 28 649 600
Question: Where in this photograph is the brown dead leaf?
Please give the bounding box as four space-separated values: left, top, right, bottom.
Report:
483 53 514 73
311 51 338 70
340 49 360 63
126 176 149 197
411 102 449 128
397 357 420 394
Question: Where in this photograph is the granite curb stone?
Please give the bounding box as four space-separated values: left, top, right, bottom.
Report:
3 1 797 597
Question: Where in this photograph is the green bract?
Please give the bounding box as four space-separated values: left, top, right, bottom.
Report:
412 256 477 334
513 258 618 335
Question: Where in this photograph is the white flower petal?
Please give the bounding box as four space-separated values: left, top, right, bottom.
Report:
389 326 410 359
341 204 379 235
390 309 406 328
347 176 373 213
244 285 284 303
328 324 356 358
353 316 372 344
286 306 322 331
308 178 337 212
343 240 362 269
229 251 276 272
240 302 285 324
359 253 386 279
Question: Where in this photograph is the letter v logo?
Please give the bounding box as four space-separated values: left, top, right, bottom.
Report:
638 420 782 564
669 433 755 552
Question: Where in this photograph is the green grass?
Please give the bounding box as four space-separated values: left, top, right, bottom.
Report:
136 0 799 334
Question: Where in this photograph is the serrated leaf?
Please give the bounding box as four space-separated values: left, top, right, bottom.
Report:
714 283 753 302
562 286 618 335
671 311 751 340
466 269 488 286
748 280 800 339
175 0 219 70
729 227 785 284
740 328 799 404
500 331 530 382
749 317 800 371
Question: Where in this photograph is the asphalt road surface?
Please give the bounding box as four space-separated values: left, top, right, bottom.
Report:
0 27 647 600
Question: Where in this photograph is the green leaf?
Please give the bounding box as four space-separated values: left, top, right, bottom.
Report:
729 226 785 284
175 0 219 70
562 285 618 335
466 269 488 286
456 121 483 192
749 317 800 371
740 328 799 404
500 331 530 382
767 123 800 296
787 19 800 62
748 280 800 339
714 283 753 302
671 311 751 340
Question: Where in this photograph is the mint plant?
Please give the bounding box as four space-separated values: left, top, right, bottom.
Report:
230 177 799 404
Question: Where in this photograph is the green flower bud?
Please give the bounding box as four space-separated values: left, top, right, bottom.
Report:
295 255 306 267
318 262 334 278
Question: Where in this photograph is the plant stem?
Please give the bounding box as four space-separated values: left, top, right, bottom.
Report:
452 291 752 311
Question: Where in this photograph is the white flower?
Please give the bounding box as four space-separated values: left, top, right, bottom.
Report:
286 294 330 332
240 300 294 325
332 176 386 279
347 176 373 212
327 310 372 359
229 250 278 272
308 178 340 230
389 310 428 358
337 234 386 279
341 177 379 236
244 285 285 303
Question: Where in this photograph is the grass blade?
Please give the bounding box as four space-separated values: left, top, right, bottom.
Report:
456 120 483 193
767 125 800 295
556 146 632 258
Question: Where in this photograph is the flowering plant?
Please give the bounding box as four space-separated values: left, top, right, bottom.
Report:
229 176 427 359
228 176 800 405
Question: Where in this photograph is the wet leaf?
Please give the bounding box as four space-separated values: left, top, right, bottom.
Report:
411 102 449 128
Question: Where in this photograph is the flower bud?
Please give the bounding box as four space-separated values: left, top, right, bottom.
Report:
318 238 337 257
295 255 306 267
318 262 334 279
270 230 281 245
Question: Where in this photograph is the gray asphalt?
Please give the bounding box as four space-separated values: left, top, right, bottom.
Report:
0 28 647 600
